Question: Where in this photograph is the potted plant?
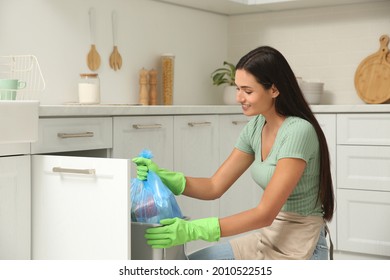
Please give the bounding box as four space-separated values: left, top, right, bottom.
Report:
211 61 237 105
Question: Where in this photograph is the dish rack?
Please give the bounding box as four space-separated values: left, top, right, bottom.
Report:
0 55 45 100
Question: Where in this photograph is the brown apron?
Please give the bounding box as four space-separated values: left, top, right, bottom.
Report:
230 211 324 260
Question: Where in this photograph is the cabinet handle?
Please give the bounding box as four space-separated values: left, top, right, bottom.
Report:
57 132 94 138
52 167 96 175
132 124 163 129
188 122 212 127
232 120 249 125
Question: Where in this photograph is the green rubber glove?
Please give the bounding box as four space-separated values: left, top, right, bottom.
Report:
145 217 221 249
132 157 186 195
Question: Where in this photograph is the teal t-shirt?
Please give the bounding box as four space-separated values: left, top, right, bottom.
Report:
235 115 323 216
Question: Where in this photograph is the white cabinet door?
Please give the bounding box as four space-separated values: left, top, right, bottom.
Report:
218 115 261 218
337 189 390 257
337 145 390 192
173 115 220 254
32 155 131 260
315 114 337 249
113 116 174 178
0 155 31 260
337 114 390 146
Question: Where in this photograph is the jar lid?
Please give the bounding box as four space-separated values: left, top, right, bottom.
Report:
80 73 98 77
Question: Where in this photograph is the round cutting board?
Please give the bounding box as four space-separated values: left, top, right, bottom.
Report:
354 35 390 104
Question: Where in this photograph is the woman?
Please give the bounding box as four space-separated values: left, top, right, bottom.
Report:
133 46 334 260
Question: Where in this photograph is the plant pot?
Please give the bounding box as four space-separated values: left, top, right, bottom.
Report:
223 86 237 105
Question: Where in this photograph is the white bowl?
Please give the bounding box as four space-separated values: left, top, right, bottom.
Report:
300 81 324 91
299 81 324 104
302 89 323 94
302 91 322 104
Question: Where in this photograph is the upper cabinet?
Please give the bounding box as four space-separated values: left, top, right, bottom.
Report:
151 0 385 15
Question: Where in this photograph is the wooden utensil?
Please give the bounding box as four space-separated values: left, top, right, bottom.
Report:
354 34 390 104
87 7 101 71
109 11 122 71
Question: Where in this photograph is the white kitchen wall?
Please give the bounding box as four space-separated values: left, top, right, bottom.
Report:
1 1 389 106
0 0 228 105
228 1 390 104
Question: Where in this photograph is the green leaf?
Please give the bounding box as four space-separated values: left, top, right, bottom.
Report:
211 61 236 87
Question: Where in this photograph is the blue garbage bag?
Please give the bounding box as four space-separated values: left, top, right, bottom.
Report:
131 150 183 224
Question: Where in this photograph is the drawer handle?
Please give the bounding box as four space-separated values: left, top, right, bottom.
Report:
52 167 96 175
188 122 212 127
132 124 163 129
57 132 94 138
232 120 249 125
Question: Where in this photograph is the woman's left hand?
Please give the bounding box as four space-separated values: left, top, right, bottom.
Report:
145 217 221 249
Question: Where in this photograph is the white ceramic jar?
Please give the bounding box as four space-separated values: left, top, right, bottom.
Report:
78 73 100 104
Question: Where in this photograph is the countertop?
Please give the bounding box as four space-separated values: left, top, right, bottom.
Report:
38 104 390 117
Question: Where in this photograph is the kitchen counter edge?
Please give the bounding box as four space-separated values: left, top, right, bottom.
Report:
38 104 390 117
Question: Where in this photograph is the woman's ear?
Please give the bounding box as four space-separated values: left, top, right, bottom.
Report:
271 85 280 98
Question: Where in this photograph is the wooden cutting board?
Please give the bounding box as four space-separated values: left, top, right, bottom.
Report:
354 34 390 104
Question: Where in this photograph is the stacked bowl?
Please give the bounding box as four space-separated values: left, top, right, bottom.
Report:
299 80 324 105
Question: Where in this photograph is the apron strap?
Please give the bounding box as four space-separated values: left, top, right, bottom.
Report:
324 224 334 260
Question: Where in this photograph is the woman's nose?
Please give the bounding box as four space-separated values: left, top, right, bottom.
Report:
236 88 244 102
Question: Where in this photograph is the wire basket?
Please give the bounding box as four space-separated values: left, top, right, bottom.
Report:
0 55 45 100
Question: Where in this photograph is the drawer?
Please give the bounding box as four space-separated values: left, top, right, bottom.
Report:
337 114 390 146
31 117 112 154
337 189 390 257
337 146 390 192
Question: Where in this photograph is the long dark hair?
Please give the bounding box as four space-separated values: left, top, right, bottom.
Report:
236 46 334 221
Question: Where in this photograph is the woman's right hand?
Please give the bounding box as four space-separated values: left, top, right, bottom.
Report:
132 157 158 180
132 157 186 195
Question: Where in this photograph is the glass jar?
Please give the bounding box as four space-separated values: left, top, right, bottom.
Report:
78 73 100 104
161 54 175 105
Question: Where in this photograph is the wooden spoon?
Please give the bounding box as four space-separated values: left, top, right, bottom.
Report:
87 7 101 71
109 11 122 71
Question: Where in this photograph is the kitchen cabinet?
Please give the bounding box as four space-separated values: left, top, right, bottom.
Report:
0 155 31 260
112 116 174 178
174 115 220 254
30 114 223 258
336 114 390 258
30 117 127 259
32 155 131 260
27 106 390 260
218 115 261 217
113 114 258 254
217 114 263 243
0 101 38 260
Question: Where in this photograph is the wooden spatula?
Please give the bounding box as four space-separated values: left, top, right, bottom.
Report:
87 7 101 71
109 11 122 71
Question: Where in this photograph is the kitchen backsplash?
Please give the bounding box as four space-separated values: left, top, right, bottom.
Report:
1 0 389 105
